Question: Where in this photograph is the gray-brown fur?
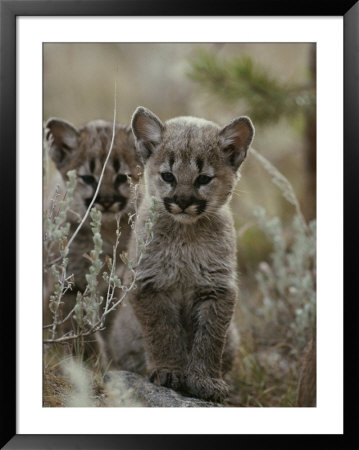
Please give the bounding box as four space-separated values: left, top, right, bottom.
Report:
109 107 254 401
44 118 141 357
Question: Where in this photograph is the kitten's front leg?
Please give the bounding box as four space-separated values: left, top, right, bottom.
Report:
130 287 187 391
185 287 237 402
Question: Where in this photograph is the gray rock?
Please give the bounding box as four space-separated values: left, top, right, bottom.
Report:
104 370 224 407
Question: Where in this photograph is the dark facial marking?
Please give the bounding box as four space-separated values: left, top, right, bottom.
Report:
169 153 175 171
89 158 96 173
113 157 120 173
196 157 204 173
80 175 97 186
85 194 127 211
164 195 207 215
114 173 128 189
195 199 207 214
62 142 72 152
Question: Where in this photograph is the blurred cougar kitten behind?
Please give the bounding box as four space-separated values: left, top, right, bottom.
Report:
44 118 141 360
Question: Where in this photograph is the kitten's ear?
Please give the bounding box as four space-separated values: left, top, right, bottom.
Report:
219 116 254 171
126 124 143 169
131 107 164 163
45 118 79 168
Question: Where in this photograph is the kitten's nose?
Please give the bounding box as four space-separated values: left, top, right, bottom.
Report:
102 201 113 210
98 197 114 210
174 195 192 210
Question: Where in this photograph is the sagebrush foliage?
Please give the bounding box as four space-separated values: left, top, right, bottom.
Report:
44 170 77 339
73 208 104 330
255 207 316 351
44 170 158 343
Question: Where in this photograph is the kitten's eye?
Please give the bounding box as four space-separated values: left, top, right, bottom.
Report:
161 172 175 183
196 174 213 185
80 175 96 185
115 174 128 185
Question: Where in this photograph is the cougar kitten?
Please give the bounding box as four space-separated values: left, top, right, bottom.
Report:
44 118 141 356
110 107 254 401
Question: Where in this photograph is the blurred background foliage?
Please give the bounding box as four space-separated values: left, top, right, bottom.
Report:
44 43 316 407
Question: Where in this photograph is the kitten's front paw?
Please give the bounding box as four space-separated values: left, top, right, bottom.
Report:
149 368 183 390
185 373 229 402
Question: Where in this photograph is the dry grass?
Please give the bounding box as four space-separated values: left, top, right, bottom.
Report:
43 347 107 407
43 366 69 407
230 333 299 407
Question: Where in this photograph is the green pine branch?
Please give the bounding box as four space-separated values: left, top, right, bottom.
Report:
187 50 315 124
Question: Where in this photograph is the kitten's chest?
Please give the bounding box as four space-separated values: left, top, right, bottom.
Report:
137 224 233 290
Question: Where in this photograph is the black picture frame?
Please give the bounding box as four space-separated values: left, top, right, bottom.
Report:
1 1 357 448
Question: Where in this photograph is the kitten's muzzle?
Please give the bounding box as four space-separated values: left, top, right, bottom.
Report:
164 195 207 215
85 194 127 211
173 195 193 210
